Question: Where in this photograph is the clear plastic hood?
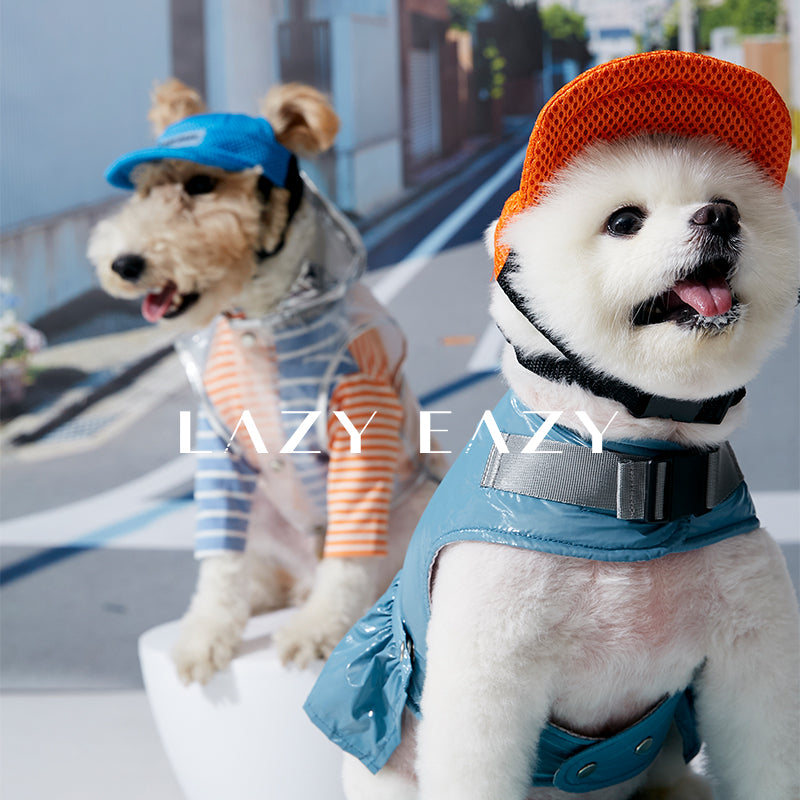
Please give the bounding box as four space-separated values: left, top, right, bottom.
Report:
173 176 424 536
235 174 367 331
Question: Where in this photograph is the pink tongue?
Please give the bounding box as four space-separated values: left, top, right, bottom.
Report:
671 275 732 317
142 284 177 323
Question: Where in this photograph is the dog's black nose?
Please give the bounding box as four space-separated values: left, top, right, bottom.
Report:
691 202 740 238
111 254 146 282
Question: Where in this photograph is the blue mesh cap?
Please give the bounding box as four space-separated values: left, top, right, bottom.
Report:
105 113 294 190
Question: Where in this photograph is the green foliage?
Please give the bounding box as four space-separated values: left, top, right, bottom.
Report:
541 3 586 40
697 0 779 50
482 43 507 99
448 0 486 30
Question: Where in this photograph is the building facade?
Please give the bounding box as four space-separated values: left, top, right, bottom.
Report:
2 0 472 324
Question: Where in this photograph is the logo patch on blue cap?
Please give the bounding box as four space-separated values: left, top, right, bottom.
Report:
158 129 207 149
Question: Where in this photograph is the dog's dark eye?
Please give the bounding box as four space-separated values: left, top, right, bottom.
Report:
606 207 646 237
184 175 218 195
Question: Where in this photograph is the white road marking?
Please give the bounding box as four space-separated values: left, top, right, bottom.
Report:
362 144 517 252
0 456 195 551
751 490 800 545
372 145 526 306
467 322 506 373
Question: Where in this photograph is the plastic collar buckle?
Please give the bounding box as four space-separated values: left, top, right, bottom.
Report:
639 389 744 424
638 395 705 423
638 450 712 523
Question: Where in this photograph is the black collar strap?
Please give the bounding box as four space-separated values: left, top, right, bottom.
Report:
497 252 745 424
255 155 305 262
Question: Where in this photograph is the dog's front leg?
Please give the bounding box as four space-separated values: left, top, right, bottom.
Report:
172 552 250 684
696 535 800 799
416 544 555 800
273 556 378 668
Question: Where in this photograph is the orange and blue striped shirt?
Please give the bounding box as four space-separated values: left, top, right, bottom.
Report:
194 307 405 559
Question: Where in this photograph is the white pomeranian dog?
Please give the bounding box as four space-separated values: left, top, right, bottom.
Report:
304 52 800 800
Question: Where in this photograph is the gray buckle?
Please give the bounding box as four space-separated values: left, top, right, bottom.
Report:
482 433 743 525
617 450 720 523
617 459 667 521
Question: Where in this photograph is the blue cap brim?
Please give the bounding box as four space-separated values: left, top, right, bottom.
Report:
105 147 258 190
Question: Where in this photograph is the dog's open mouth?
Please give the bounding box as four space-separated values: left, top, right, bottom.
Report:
142 282 200 323
632 259 740 331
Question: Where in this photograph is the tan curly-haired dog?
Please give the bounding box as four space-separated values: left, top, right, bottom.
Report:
91 79 339 329
89 80 440 684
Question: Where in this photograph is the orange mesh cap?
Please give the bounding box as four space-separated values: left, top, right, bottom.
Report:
494 50 792 277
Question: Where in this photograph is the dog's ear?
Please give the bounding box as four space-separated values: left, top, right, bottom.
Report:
260 83 339 157
148 78 207 138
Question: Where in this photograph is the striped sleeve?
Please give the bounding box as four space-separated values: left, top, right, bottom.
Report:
193 409 258 558
323 374 404 558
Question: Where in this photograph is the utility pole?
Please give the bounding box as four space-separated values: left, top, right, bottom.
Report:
679 0 695 52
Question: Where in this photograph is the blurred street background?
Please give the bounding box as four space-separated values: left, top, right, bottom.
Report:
1 0 799 798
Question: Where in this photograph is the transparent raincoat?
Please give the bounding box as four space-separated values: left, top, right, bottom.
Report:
175 177 429 547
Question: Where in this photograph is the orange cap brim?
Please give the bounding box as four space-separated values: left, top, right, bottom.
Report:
494 50 792 278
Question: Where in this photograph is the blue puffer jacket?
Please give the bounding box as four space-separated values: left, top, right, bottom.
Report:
305 390 759 793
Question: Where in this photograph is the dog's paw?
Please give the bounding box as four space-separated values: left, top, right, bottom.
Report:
172 604 248 685
274 557 376 667
272 607 349 669
636 772 714 800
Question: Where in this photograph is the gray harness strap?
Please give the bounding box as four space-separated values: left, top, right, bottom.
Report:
481 434 743 523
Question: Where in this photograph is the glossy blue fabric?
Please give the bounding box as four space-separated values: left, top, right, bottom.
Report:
305 390 758 790
105 113 293 190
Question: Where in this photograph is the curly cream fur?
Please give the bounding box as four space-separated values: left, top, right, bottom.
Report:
89 81 343 330
89 160 272 330
148 78 207 137
260 83 339 157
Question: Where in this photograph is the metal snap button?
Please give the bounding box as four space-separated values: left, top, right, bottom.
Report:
576 762 597 779
269 458 285 472
635 736 654 755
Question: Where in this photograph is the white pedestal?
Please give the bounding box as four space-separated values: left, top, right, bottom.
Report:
138 610 347 800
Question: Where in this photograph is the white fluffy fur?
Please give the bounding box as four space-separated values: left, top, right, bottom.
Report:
494 136 798 447
345 136 800 799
